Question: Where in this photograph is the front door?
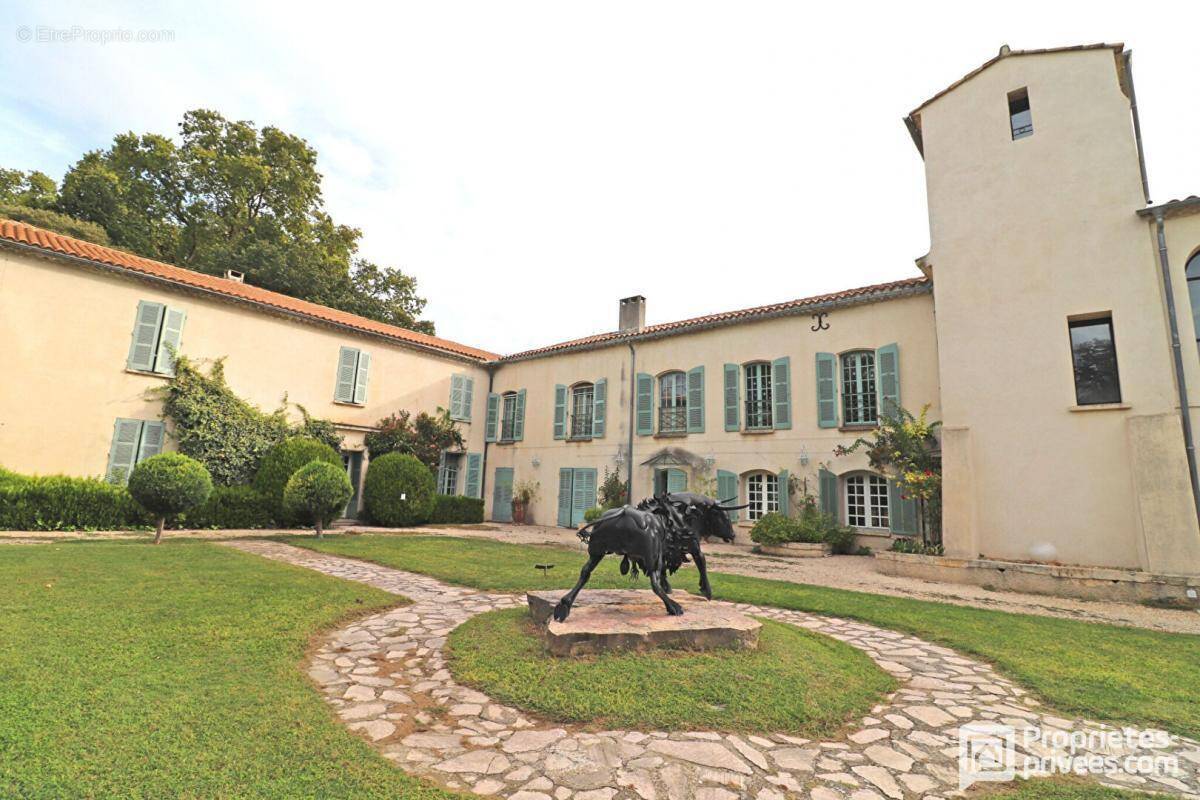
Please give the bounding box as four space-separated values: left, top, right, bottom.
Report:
654 467 687 495
341 450 364 518
492 467 514 522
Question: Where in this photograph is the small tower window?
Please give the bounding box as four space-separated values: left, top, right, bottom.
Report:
1008 88 1032 140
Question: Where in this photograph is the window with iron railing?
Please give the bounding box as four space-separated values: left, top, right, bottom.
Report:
569 384 594 439
500 392 517 441
658 371 687 433
744 362 773 429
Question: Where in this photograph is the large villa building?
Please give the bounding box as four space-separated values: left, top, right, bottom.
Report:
4 43 1200 591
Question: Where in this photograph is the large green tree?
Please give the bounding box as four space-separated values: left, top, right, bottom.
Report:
3 110 433 333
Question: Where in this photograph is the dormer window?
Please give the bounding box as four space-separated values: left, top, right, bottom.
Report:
1008 88 1032 140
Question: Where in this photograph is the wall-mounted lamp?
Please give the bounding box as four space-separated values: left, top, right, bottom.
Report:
798 446 810 466
614 451 626 467
531 456 541 468
703 454 716 468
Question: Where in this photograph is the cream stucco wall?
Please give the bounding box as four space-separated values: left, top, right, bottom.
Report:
0 251 490 482
916 47 1200 573
485 292 939 533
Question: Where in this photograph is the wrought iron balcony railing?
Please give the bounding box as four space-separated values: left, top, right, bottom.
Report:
569 413 594 440
658 406 687 434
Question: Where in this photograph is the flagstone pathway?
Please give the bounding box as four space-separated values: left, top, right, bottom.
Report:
225 540 1200 799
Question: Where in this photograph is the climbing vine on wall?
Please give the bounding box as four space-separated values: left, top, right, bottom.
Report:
152 356 342 486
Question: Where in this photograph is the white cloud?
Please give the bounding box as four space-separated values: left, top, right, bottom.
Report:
1 0 1197 352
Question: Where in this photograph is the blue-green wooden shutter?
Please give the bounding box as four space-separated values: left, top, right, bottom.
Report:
876 343 900 419
153 307 186 375
461 376 474 420
436 452 448 494
106 418 143 484
557 468 573 526
485 393 500 442
667 468 687 493
772 356 792 430
465 453 482 498
137 420 165 463
815 353 837 428
573 468 597 522
127 301 164 372
777 469 789 516
818 467 838 518
687 366 705 433
723 364 740 431
716 470 738 521
513 389 527 441
553 385 567 440
449 375 465 420
592 378 607 438
888 478 919 535
353 351 371 404
635 373 654 435
335 347 359 402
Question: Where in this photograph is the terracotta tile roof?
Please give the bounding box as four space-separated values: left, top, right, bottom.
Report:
0 219 499 362
500 276 932 362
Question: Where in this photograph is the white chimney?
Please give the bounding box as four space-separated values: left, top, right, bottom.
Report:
619 295 646 332
223 269 244 283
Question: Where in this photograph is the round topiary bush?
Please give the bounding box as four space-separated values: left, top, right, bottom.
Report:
362 452 435 527
749 511 800 546
127 452 213 544
283 461 353 538
252 436 342 525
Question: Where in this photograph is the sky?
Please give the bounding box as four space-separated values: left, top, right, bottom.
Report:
2 1 1198 354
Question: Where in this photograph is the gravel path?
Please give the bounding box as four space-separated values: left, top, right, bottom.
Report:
224 540 1200 800
5 523 1198 634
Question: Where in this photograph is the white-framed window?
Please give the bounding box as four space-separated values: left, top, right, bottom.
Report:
570 383 594 439
841 351 877 425
845 473 889 529
500 392 518 441
438 453 461 495
659 371 687 433
746 472 779 521
745 362 773 429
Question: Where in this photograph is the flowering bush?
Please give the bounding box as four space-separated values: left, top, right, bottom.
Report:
835 404 942 544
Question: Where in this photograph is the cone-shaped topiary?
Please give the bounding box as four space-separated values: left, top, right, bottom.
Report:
362 452 435 527
252 436 341 525
283 461 353 538
127 453 213 544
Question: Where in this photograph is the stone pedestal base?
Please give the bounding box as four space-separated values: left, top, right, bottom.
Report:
526 589 762 656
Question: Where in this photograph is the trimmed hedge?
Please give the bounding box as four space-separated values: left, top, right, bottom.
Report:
177 486 274 530
362 453 435 527
284 461 353 535
0 474 149 531
252 437 342 525
430 494 484 524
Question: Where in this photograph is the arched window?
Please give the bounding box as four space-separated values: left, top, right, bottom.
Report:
1186 251 1200 353
658 371 687 433
845 473 889 529
745 471 779 521
744 362 773 429
570 382 594 439
841 351 877 425
500 391 518 441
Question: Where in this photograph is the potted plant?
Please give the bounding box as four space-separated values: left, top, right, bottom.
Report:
511 479 540 524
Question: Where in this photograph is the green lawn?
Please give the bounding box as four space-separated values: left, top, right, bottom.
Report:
972 777 1156 799
286 534 1200 739
0 541 459 799
448 608 895 734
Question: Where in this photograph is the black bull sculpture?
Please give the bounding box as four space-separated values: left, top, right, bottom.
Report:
552 492 748 622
